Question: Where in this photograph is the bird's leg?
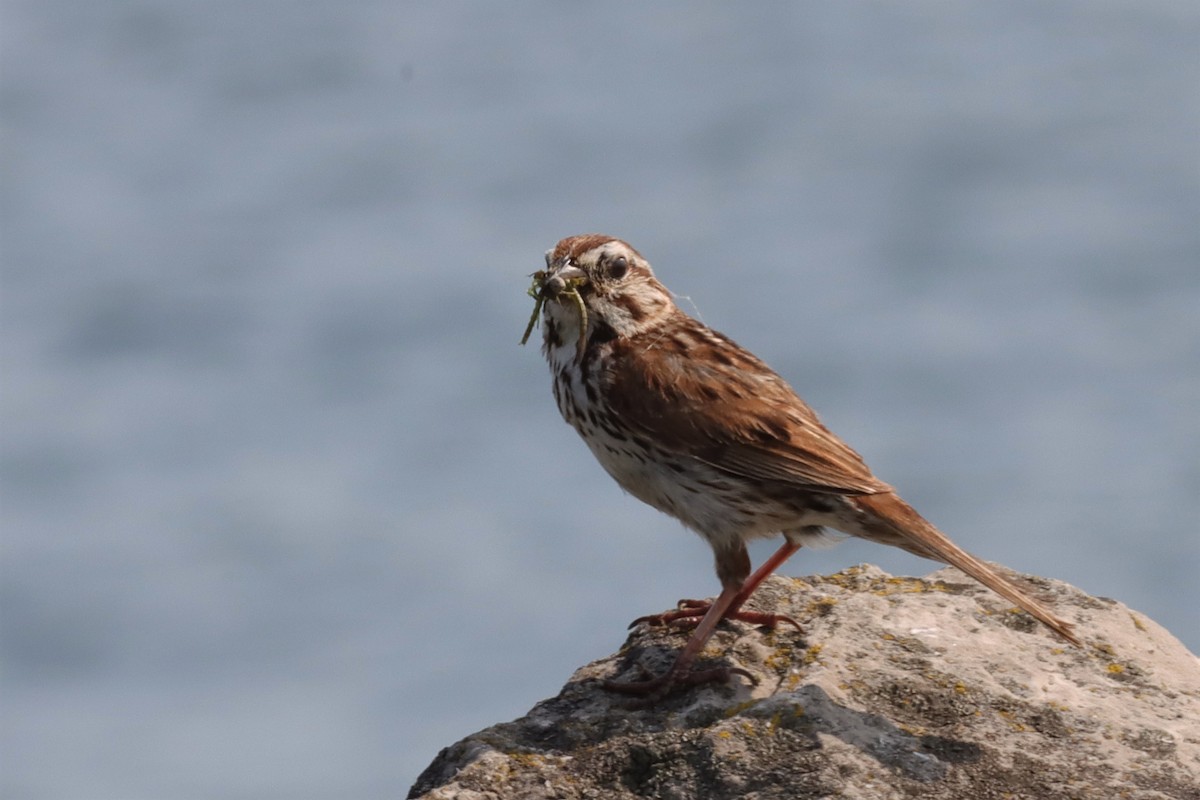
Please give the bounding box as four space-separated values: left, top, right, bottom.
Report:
630 541 803 631
606 542 804 700
604 581 754 700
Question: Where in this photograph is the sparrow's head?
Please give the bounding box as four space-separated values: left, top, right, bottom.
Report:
524 235 676 359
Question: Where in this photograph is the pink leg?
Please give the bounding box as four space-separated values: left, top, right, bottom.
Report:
729 540 802 612
631 541 803 630
607 542 805 700
604 581 751 698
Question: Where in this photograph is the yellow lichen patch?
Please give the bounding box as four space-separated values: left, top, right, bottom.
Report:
997 709 1028 733
840 573 963 597
723 700 759 718
871 576 931 595
1092 642 1139 679
1129 613 1148 633
805 596 838 616
508 752 546 769
763 640 798 673
820 566 866 588
954 682 968 695
802 644 824 665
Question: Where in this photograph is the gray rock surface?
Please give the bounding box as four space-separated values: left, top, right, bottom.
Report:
409 565 1200 799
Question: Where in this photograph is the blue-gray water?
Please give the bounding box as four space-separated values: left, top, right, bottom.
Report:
3 2 1198 797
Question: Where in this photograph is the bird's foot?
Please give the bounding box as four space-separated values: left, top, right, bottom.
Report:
630 598 802 632
603 662 757 705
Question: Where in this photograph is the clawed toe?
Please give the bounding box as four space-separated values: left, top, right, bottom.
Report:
603 664 757 705
629 600 803 633
629 599 709 629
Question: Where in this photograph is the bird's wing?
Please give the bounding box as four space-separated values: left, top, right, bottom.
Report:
603 329 892 496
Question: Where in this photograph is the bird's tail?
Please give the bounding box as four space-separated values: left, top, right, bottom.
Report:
851 492 1080 647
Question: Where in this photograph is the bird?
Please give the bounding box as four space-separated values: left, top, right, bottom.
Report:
523 233 1080 699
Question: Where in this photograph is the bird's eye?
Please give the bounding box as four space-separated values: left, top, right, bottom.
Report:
608 255 629 280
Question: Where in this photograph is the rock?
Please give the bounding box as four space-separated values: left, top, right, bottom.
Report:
408 565 1200 800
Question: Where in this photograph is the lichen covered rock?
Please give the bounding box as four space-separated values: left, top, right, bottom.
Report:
409 565 1200 800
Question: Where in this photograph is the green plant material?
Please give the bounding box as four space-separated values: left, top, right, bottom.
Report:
564 283 588 361
519 272 588 361
519 271 547 345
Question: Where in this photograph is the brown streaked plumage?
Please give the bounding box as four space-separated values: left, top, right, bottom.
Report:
529 234 1080 700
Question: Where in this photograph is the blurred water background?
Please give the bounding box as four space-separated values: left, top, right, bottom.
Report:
2 2 1198 797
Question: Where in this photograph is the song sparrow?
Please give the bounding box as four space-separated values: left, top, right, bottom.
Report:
525 234 1080 699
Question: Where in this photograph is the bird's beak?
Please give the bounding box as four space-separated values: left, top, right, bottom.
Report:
520 264 589 346
541 265 586 299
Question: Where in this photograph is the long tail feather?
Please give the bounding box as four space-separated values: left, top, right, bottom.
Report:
853 493 1080 646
